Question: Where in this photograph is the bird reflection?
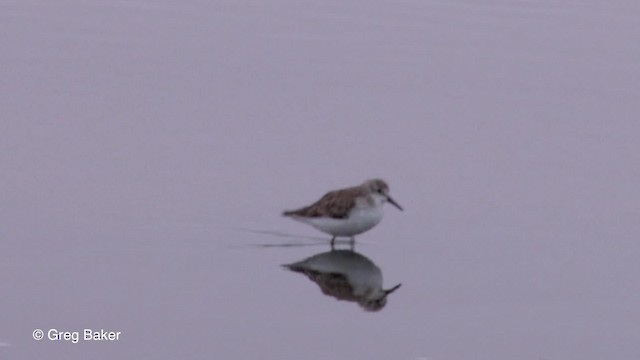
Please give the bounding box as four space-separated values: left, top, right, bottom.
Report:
283 249 401 311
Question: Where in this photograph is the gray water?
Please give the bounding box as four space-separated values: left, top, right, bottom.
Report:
2 1 639 359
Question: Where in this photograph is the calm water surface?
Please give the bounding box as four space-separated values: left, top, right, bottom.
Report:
2 1 639 359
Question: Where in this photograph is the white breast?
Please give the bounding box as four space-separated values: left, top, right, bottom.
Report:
303 205 385 236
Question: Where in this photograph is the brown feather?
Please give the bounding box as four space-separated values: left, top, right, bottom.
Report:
283 186 366 219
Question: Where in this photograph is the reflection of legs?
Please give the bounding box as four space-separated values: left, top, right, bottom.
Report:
331 236 355 250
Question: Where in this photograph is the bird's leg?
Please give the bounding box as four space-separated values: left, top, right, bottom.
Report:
349 236 355 251
330 236 336 249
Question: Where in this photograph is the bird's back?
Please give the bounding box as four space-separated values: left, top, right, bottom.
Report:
283 186 365 219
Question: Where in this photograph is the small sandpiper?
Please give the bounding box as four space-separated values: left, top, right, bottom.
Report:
283 179 403 245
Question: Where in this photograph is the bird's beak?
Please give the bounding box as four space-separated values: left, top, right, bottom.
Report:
386 196 403 211
384 283 402 295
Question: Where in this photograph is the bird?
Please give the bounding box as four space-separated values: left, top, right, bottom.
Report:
283 179 403 245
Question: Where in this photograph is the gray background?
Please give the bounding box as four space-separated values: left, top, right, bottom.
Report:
2 1 639 359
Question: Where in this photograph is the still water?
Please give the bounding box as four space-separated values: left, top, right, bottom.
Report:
2 0 639 359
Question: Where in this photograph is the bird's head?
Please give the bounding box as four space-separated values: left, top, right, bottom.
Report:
362 179 403 211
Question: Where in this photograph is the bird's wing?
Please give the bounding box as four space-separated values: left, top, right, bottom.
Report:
284 188 358 219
